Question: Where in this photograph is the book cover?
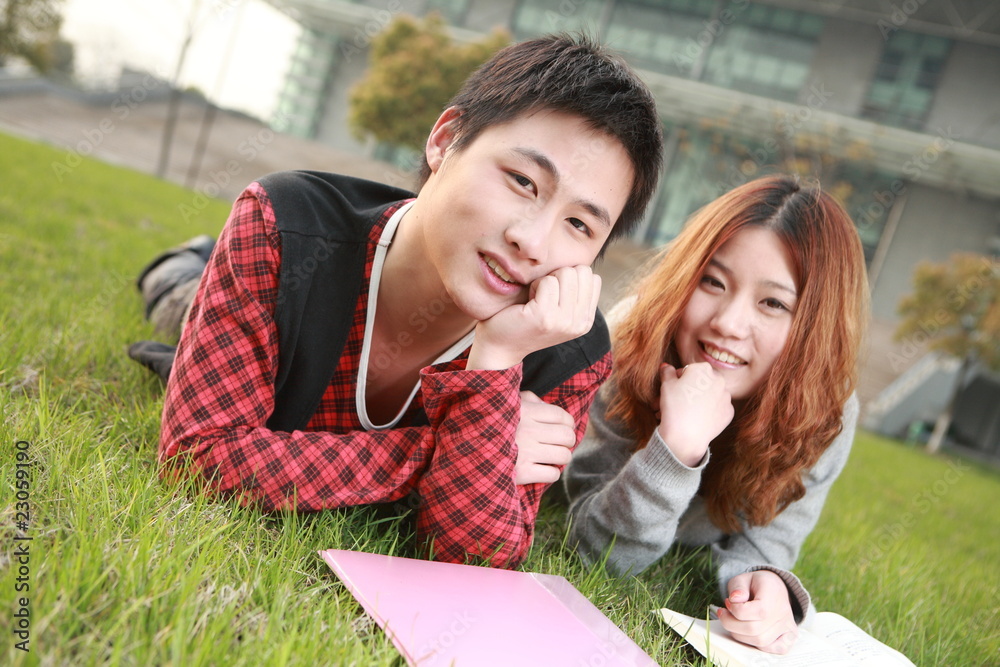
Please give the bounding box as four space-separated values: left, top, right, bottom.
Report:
320 548 658 666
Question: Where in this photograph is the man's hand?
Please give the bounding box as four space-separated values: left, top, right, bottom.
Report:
655 362 734 467
467 266 601 371
513 391 576 485
717 570 799 654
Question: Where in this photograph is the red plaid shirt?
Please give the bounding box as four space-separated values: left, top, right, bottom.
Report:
160 181 611 567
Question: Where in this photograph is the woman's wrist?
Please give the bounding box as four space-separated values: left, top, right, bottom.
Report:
655 427 709 468
656 428 708 467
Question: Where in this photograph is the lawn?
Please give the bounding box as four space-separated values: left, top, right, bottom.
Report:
1 131 998 666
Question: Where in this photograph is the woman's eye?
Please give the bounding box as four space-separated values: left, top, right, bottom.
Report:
763 298 788 312
701 275 724 290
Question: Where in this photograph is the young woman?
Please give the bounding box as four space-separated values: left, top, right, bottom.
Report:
564 174 869 654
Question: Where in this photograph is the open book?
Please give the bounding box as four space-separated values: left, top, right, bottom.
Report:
658 607 915 667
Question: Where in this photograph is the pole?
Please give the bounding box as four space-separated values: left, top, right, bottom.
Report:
156 0 202 179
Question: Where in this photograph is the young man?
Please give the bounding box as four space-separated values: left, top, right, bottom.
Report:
133 34 663 568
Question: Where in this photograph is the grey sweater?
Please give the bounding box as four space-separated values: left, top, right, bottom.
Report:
564 383 858 623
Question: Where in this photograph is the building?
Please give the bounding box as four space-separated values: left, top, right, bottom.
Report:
263 0 1000 455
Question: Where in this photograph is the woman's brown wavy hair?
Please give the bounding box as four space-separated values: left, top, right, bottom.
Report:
606 174 869 533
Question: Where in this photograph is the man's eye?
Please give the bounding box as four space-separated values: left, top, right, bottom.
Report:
513 173 534 190
568 218 591 236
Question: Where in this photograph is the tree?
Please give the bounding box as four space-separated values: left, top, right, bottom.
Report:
348 13 509 154
0 0 63 72
895 253 1000 453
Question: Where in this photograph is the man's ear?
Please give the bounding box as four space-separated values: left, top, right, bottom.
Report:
425 107 462 174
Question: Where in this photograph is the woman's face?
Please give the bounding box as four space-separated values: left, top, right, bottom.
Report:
675 227 798 401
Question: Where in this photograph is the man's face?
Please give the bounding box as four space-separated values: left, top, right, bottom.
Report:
411 108 634 322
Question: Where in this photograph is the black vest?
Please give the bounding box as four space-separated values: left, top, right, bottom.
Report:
222 171 611 431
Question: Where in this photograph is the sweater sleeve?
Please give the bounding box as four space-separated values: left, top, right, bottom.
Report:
564 383 709 575
565 388 858 624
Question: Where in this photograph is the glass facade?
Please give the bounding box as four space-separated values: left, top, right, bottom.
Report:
514 1 899 254
273 29 339 138
701 4 821 102
274 0 966 260
862 30 951 131
515 0 821 102
605 0 715 77
644 120 893 262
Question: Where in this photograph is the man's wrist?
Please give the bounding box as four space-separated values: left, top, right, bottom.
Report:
466 342 524 371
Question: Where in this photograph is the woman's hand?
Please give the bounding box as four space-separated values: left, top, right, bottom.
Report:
655 362 734 467
717 570 799 654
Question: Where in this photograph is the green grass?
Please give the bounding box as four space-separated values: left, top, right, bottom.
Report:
801 435 1000 665
1 131 998 665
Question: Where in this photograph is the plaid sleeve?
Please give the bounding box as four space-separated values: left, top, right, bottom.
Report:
159 183 434 510
416 350 612 568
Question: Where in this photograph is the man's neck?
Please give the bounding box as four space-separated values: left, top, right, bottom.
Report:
377 211 476 349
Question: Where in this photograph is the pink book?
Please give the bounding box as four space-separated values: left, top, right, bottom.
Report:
319 549 658 666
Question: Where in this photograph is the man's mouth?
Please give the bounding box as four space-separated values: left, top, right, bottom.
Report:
701 341 747 365
485 256 517 284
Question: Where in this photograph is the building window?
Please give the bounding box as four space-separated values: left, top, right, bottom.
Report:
606 0 716 77
701 4 822 102
273 29 339 139
862 30 951 131
604 0 820 102
512 0 608 39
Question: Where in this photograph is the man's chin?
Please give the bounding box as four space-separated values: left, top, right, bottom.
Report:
457 293 528 322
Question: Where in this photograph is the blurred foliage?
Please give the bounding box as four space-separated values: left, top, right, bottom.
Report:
348 12 509 151
895 253 1000 369
0 0 64 72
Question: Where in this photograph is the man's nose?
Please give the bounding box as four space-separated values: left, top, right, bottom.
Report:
504 208 554 265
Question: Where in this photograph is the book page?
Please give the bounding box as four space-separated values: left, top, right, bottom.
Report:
658 608 916 667
812 612 915 666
